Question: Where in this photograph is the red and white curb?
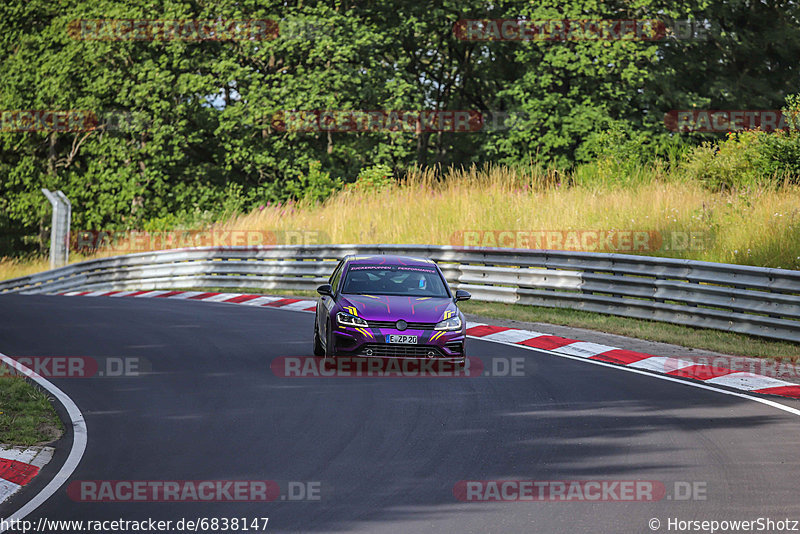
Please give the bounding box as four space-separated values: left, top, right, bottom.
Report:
58 289 800 400
0 353 86 531
0 446 53 504
463 323 800 399
60 289 319 312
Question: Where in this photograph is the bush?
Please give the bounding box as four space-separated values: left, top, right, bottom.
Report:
577 123 689 187
348 163 395 192
679 131 762 191
753 94 800 182
679 94 800 190
754 130 800 182
286 160 343 203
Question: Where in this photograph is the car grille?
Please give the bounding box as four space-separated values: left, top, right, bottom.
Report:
358 344 445 358
367 320 437 330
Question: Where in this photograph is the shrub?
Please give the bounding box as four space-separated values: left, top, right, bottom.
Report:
679 131 762 191
286 160 343 203
577 123 689 187
753 94 800 182
679 93 800 190
348 163 394 192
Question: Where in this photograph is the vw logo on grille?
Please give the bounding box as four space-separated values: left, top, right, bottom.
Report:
396 320 408 331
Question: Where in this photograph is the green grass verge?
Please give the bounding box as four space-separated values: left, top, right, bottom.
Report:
177 286 800 362
0 374 63 445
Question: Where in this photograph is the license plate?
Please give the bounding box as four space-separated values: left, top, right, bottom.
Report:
386 335 418 344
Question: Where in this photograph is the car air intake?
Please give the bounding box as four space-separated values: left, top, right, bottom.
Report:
358 344 445 358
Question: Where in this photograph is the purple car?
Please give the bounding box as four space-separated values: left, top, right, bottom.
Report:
313 255 471 363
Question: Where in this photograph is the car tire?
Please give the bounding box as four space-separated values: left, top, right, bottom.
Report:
313 318 325 357
456 342 467 369
324 318 336 359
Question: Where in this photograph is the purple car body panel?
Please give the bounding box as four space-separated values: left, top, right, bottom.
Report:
337 294 455 323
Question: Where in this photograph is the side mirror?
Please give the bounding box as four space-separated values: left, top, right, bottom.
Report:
317 284 333 297
455 289 471 302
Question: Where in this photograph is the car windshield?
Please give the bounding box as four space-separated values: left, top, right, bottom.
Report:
341 264 450 297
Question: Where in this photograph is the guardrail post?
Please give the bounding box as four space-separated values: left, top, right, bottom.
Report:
42 188 71 269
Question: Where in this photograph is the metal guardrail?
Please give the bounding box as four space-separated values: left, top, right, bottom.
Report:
1 244 799 342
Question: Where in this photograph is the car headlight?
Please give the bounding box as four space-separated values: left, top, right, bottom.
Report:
434 315 462 331
337 311 368 327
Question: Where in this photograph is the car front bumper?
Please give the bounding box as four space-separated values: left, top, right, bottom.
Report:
333 325 465 361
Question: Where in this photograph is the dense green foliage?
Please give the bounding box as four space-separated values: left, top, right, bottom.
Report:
1 0 799 254
677 96 800 190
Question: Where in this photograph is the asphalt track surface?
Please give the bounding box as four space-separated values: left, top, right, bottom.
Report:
1 293 800 533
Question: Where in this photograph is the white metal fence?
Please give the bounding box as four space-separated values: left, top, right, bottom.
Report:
1 244 798 342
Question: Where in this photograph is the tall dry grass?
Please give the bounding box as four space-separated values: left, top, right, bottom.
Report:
2 164 799 281
218 164 800 268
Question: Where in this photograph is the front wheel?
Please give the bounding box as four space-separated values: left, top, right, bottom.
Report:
313 317 325 357
455 342 467 369
324 319 337 359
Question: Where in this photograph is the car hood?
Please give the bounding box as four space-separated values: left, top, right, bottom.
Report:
339 294 456 323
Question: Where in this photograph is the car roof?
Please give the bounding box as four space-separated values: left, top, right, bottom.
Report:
343 255 436 267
